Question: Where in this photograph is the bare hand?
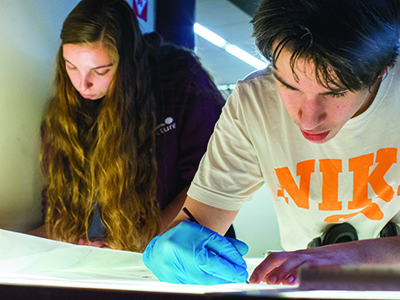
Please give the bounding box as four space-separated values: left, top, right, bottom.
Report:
77 237 111 248
249 244 357 285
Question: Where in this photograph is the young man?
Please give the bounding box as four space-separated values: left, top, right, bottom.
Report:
143 0 400 285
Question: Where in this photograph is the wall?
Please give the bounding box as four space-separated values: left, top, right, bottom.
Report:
233 186 283 257
0 0 80 232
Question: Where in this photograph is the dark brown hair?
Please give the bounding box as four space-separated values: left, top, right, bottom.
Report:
252 0 400 91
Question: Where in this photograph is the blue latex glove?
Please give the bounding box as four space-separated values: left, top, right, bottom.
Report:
142 221 249 285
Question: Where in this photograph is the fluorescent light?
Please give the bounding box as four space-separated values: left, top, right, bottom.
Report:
217 84 237 91
225 45 268 70
194 23 268 70
194 23 226 48
218 84 229 91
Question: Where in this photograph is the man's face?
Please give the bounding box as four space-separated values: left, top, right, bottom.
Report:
273 46 380 144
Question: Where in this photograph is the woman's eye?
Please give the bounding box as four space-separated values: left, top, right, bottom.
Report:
95 69 110 76
66 65 77 71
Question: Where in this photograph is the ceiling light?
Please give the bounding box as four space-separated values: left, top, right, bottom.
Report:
225 45 268 70
194 23 226 48
194 23 268 70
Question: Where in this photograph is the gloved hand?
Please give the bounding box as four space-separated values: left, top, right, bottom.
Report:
143 221 249 285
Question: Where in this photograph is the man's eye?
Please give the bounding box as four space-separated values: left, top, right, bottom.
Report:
283 85 297 91
278 81 297 91
330 91 348 98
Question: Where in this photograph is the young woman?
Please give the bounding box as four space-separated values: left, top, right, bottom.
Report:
30 0 225 252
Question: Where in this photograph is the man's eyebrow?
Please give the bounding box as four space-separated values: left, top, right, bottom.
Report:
272 71 298 91
64 59 113 70
272 71 348 95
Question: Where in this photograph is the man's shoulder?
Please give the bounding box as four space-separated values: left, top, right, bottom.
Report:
225 65 281 114
236 65 274 89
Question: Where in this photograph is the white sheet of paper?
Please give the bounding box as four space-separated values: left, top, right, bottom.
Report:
3 230 400 299
0 229 295 294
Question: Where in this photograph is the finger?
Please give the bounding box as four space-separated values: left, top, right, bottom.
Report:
88 240 104 247
265 254 306 284
78 239 89 245
196 248 248 283
282 270 298 285
225 237 249 256
204 233 246 267
249 252 288 283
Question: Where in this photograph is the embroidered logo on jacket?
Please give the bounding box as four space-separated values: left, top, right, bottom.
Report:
275 148 398 222
155 117 176 135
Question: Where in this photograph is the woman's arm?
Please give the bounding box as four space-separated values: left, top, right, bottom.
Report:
27 224 48 238
26 188 51 239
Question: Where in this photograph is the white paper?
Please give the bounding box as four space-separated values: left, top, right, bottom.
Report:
0 229 295 294
3 230 400 299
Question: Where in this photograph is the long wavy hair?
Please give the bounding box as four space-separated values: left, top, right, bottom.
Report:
41 0 160 252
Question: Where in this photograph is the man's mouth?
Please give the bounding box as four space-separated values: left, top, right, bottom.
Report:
300 129 330 142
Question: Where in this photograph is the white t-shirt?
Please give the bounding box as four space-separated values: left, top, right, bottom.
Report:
188 62 400 250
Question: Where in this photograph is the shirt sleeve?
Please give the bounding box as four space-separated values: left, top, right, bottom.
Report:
187 84 265 211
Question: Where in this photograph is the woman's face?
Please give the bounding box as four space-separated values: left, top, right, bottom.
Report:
63 41 117 100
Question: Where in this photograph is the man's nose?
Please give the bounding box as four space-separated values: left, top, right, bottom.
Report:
298 97 327 130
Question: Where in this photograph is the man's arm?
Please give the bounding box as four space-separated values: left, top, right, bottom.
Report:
159 185 190 232
165 196 239 235
250 236 400 285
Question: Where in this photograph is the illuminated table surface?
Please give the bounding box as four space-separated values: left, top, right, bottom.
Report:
0 229 399 300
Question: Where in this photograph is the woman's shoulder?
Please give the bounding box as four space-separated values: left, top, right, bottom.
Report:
144 32 223 106
158 45 202 75
143 33 202 77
